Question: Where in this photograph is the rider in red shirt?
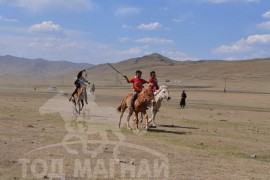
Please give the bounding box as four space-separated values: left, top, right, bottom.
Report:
148 71 159 91
124 70 148 109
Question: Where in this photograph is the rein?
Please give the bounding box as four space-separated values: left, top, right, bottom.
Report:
154 86 166 96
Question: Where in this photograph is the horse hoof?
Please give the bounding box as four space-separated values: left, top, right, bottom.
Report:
135 129 140 132
148 119 153 123
128 127 132 130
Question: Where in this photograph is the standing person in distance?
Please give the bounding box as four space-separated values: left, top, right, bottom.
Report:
180 90 187 108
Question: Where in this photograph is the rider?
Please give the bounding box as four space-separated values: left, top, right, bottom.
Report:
148 71 159 91
69 70 90 102
124 70 148 110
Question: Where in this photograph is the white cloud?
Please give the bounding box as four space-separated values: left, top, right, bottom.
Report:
115 7 141 17
0 0 93 12
121 24 132 29
138 22 162 30
29 21 63 34
0 32 150 63
0 16 18 22
257 21 270 30
213 34 270 54
214 44 252 54
105 46 150 61
245 34 270 45
135 37 174 45
118 47 142 56
262 11 270 19
161 50 198 61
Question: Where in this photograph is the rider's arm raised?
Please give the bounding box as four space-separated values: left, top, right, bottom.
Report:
124 76 131 83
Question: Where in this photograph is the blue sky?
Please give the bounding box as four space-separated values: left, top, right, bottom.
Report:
0 0 270 64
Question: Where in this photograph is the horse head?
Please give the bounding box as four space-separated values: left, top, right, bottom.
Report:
155 85 171 101
140 87 154 104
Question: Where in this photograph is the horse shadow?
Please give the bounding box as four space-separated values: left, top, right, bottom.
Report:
146 128 187 135
159 124 199 130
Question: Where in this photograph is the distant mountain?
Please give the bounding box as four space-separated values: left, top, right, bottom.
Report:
114 53 178 71
85 53 178 75
0 55 92 77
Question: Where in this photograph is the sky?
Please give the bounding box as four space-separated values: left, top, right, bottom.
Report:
0 0 270 64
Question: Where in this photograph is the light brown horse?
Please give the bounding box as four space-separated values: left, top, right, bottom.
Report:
117 87 154 131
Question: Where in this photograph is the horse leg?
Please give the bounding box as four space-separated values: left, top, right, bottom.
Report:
148 106 154 124
118 112 123 129
84 90 88 104
72 98 78 113
81 99 84 109
143 111 149 130
127 109 133 130
118 106 126 129
152 110 157 127
135 112 140 131
78 101 81 115
140 112 143 123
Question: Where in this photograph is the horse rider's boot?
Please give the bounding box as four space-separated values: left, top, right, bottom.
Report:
131 102 135 110
130 95 136 110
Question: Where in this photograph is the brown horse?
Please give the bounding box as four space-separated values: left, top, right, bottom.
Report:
117 87 154 131
72 87 85 114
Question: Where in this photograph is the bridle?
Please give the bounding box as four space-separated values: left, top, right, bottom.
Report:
154 86 168 97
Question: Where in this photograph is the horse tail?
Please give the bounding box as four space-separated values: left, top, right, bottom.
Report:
117 96 127 112
117 98 124 112
117 105 122 112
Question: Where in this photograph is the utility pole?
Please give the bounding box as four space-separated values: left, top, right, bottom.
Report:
224 78 227 93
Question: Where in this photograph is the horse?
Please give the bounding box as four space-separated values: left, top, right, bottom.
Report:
148 85 171 127
71 87 85 114
117 87 154 131
39 92 126 159
71 80 90 114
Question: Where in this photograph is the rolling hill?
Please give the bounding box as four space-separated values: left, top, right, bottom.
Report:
1 53 270 93
82 53 270 81
0 55 92 77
